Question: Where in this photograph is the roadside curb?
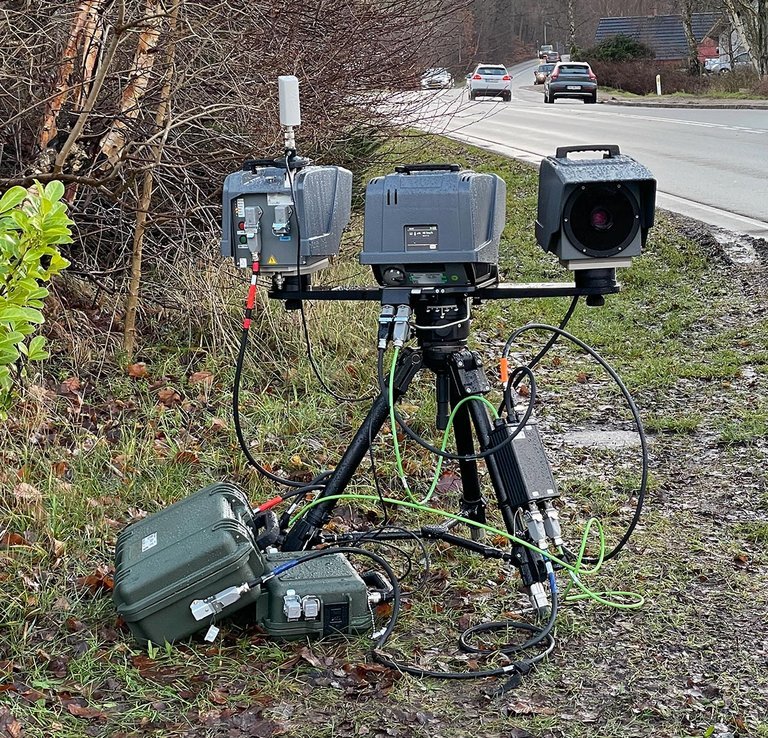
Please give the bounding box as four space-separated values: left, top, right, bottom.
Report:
601 98 768 110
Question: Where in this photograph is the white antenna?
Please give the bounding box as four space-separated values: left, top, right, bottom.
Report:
278 75 301 152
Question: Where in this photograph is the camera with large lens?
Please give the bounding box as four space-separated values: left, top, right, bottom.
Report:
535 145 656 281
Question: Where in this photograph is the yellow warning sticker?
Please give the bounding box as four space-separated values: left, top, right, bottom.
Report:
267 255 278 265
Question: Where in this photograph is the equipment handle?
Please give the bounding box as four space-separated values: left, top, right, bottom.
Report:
394 163 461 173
554 144 621 159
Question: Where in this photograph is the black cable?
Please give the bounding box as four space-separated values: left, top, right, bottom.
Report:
497 294 579 416
233 311 336 491
372 576 557 681
378 348 538 462
284 155 373 405
503 324 648 563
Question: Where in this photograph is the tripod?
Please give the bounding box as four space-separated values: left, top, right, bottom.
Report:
280 289 559 602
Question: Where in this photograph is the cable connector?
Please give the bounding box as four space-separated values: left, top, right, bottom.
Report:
378 305 396 349
525 503 548 551
542 500 564 547
190 583 251 621
392 305 412 347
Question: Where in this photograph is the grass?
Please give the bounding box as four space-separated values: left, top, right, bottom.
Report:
2 132 768 737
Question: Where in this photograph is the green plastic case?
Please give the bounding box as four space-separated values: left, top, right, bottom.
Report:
113 482 265 645
258 551 373 639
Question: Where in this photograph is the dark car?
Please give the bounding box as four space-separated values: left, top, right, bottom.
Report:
538 44 554 59
544 62 598 104
534 63 555 84
544 51 561 63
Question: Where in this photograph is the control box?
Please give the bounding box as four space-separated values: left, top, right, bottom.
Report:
360 164 506 288
221 163 352 274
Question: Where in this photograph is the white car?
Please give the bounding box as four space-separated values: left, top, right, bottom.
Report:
467 64 512 101
421 67 453 89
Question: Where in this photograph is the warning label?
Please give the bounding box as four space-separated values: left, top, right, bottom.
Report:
267 255 278 265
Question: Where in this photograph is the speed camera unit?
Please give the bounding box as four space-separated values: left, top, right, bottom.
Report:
535 145 656 270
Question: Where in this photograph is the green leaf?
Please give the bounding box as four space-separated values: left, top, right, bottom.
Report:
0 347 20 366
0 331 25 350
44 180 65 203
0 187 26 215
27 334 49 361
0 305 44 324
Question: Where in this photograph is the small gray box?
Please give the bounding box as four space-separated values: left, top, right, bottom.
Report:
222 164 352 273
360 165 505 287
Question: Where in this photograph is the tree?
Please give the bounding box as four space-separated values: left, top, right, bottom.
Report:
680 0 702 75
723 0 768 74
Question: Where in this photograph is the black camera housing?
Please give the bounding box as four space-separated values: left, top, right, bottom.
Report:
535 145 656 270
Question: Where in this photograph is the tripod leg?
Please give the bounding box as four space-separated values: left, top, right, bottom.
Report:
466 401 519 537
449 385 487 540
281 349 423 551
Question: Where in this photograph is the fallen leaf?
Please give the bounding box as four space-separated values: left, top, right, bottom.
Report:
65 701 108 719
576 372 589 384
0 707 22 738
76 565 114 595
126 362 149 378
436 472 462 494
297 646 322 668
209 418 227 433
59 376 81 394
51 461 70 478
174 450 200 465
517 385 530 397
157 388 181 407
189 370 214 386
0 532 32 548
208 689 229 705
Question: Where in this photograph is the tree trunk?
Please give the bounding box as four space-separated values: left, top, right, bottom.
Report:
123 0 182 359
99 0 165 165
680 0 701 75
39 0 110 151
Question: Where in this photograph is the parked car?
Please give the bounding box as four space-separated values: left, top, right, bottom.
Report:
538 44 554 59
544 61 598 104
467 64 513 101
544 51 561 63
703 55 751 74
421 67 453 89
534 63 556 84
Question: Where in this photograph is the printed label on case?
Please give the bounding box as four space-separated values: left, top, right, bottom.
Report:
141 532 157 552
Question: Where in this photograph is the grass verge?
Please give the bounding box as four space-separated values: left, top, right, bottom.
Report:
1 132 767 738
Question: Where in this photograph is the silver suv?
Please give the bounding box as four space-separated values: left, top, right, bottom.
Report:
467 64 512 102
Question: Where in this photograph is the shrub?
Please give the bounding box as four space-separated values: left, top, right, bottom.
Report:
590 60 707 95
585 34 655 63
0 181 71 413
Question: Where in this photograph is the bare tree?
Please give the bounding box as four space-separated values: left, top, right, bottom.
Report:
723 0 768 73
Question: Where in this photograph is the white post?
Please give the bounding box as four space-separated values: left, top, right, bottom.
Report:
656 74 662 96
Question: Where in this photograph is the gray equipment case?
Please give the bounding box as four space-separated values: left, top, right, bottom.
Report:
221 164 352 273
360 164 506 286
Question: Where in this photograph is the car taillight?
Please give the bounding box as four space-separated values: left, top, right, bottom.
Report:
588 71 597 81
502 75 511 81
550 70 559 80
472 74 482 80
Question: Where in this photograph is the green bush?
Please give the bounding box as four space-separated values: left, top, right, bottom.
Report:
585 34 655 63
0 181 72 412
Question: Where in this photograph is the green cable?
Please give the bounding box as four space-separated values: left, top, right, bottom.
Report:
388 347 499 505
288 492 644 610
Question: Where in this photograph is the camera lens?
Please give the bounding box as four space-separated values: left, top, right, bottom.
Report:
564 183 639 256
590 207 612 231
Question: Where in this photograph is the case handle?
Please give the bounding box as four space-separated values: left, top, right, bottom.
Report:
394 163 461 174
555 144 621 159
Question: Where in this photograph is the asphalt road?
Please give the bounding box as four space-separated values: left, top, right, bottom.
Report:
414 60 768 239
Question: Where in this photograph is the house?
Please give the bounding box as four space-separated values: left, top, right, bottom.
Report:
593 13 720 63
705 16 751 67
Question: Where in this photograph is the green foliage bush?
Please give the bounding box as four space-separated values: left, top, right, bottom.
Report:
585 34 655 63
0 181 72 411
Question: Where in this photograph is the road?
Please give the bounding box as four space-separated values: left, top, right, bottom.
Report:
412 60 768 239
